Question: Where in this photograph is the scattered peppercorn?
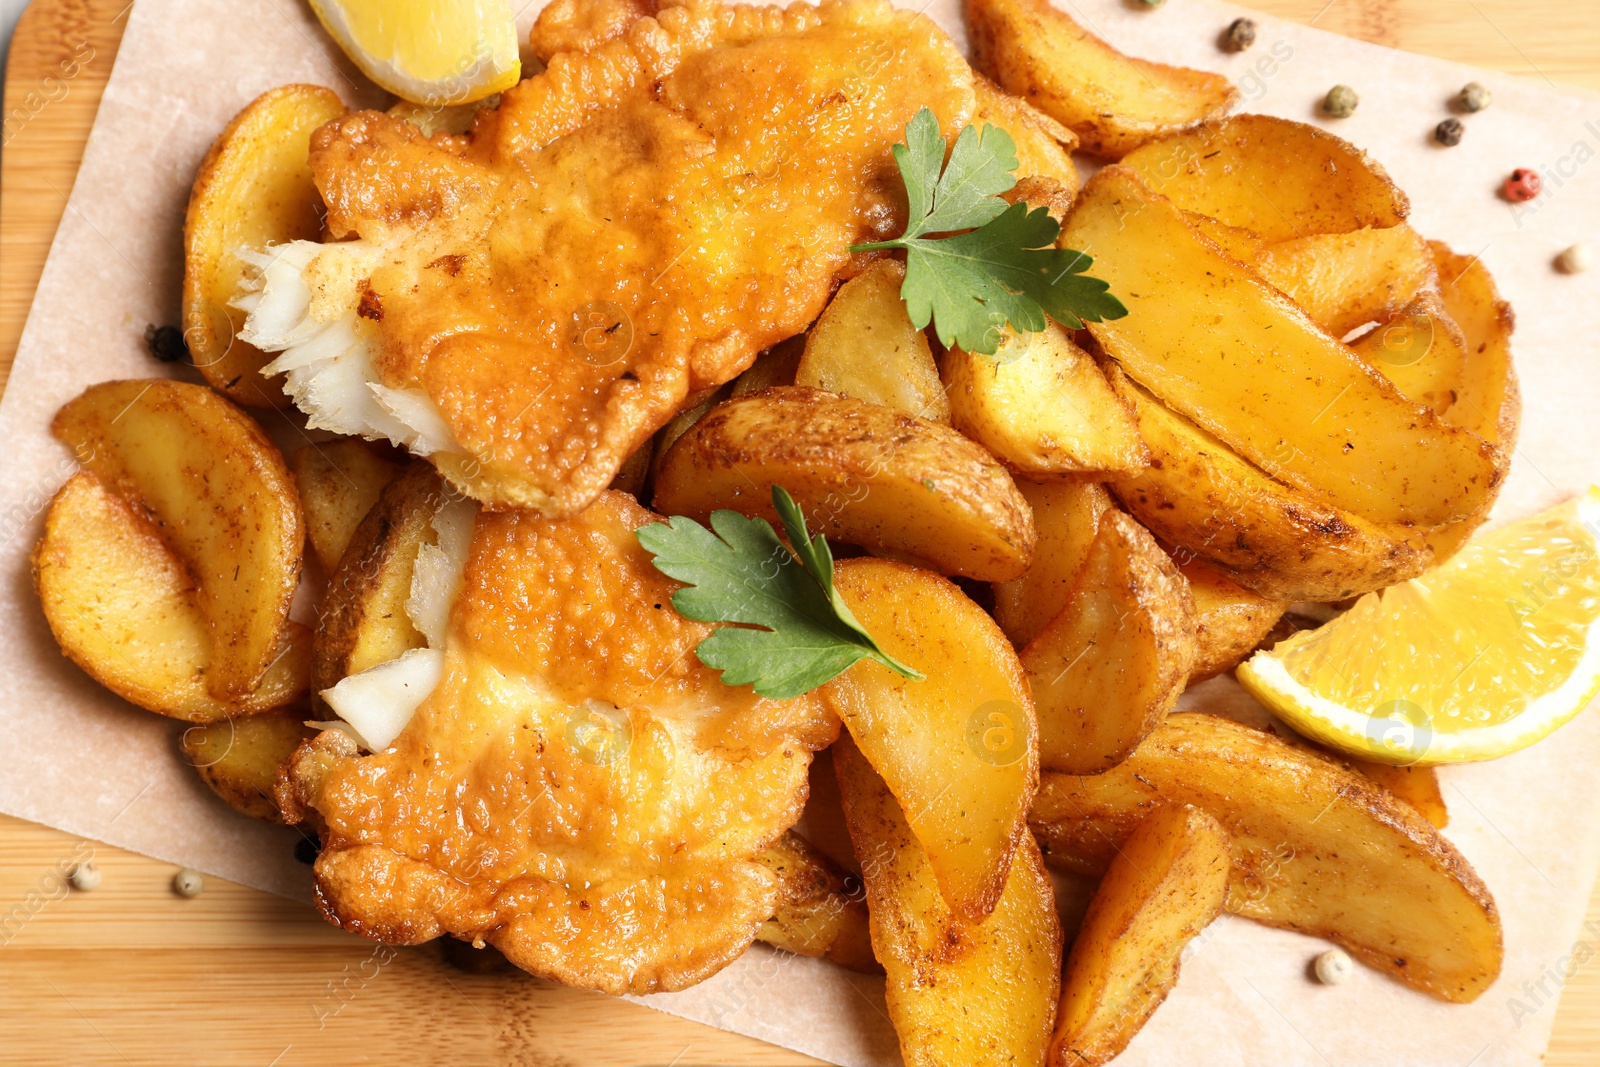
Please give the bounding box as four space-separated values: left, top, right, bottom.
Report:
144 323 189 363
1137 0 1166 6
1458 82 1492 113
1323 85 1359 118
1434 118 1464 147
293 834 322 865
68 862 101 891
1557 244 1593 274
1222 17 1257 52
1315 948 1354 986
172 868 205 898
1503 168 1541 203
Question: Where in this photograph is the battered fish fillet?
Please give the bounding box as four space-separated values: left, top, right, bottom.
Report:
240 0 977 517
280 491 839 994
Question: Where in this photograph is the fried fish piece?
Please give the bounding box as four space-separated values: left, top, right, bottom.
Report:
240 0 977 517
280 491 839 994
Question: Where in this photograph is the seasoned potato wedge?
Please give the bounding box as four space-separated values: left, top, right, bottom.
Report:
972 75 1079 190
943 322 1147 477
654 387 1036 582
1054 805 1230 1067
181 707 315 822
607 443 652 498
1179 556 1287 682
825 559 1039 920
836 737 1060 1067
731 336 804 398
1349 291 1467 416
1355 761 1450 830
993 478 1114 649
1184 212 1265 262
965 0 1236 158
1119 114 1409 242
1063 167 1500 528
1031 713 1503 1002
648 382 732 489
52 380 304 700
1022 511 1197 774
755 831 877 971
1252 224 1436 339
293 439 402 574
183 85 345 409
1105 369 1430 602
797 260 949 422
34 473 310 721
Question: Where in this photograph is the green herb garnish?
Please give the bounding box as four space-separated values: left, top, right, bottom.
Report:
853 107 1127 356
636 486 922 699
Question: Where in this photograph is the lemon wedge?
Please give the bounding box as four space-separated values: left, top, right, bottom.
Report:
309 0 520 106
1238 489 1600 765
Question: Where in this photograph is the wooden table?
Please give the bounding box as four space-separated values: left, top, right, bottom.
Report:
3 1 1598 1063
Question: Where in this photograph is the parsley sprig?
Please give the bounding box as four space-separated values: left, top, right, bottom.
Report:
853 108 1127 356
636 487 922 699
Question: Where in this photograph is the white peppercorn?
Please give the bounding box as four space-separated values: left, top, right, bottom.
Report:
1324 85 1359 118
1557 244 1592 274
1315 948 1354 985
172 868 205 898
1458 82 1492 112
68 862 100 891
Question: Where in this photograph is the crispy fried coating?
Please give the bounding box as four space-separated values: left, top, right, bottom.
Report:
281 492 839 994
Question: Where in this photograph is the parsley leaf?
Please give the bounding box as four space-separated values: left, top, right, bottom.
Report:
636 486 922 699
854 107 1127 356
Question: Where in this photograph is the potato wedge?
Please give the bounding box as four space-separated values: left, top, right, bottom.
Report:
1179 556 1287 682
755 831 877 972
1063 167 1500 528
607 443 652 498
180 707 315 822
972 75 1079 189
1105 368 1431 602
836 737 1060 1067
293 439 402 574
52 380 304 700
1031 713 1503 1002
824 559 1038 920
1355 761 1449 830
943 322 1147 477
1022 511 1197 774
1252 224 1437 339
33 473 310 721
730 336 804 398
993 478 1114 649
183 85 345 409
648 382 733 489
1053 804 1229 1067
1184 212 1265 262
653 387 1036 582
1119 114 1409 242
797 260 950 423
1349 291 1467 416
965 0 1236 158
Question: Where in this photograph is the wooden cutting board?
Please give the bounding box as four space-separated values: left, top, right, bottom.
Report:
3 1 1598 1064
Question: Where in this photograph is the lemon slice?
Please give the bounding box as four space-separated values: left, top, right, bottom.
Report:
309 0 520 106
1238 489 1600 765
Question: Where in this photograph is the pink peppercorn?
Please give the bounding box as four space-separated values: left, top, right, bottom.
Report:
1504 169 1541 202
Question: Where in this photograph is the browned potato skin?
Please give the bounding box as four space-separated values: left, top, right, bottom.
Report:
965 0 1236 158
836 737 1061 1067
183 85 345 410
972 75 1080 190
1053 805 1230 1067
1021 511 1197 774
993 478 1113 649
654 387 1036 582
1252 224 1437 340
1031 713 1503 1002
1105 367 1432 603
293 439 403 574
52 380 304 701
755 831 877 972
181 708 315 822
1284 731 1451 831
1178 556 1287 682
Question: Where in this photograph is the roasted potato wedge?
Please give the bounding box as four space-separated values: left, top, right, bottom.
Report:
755 831 877 971
293 439 402 574
1031 713 1503 1002
1179 556 1287 682
52 380 304 700
33 472 310 721
1252 224 1437 340
653 387 1036 582
1184 211 1266 262
1105 368 1431 602
965 0 1236 158
836 737 1060 1067
1021 511 1197 774
731 336 804 398
1349 291 1467 416
972 75 1079 190
943 322 1147 477
797 260 950 422
825 559 1039 920
993 478 1114 649
183 85 345 409
1355 761 1450 830
1119 114 1409 242
1063 167 1500 528
181 707 315 822
1054 804 1230 1067
648 382 733 489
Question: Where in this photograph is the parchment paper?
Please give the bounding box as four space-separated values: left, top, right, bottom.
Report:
2 1 1598 1064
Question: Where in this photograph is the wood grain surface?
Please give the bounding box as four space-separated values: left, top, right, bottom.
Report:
3 1 1598 1064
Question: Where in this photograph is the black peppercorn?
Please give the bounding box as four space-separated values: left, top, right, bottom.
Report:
144 323 189 363
1223 18 1257 52
1434 118 1464 147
